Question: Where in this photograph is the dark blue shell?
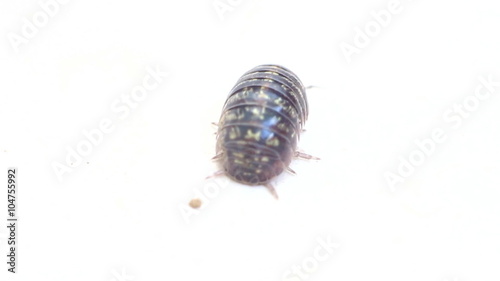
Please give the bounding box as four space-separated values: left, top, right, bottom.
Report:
216 65 308 185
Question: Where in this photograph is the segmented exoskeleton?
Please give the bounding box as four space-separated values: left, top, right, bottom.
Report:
213 64 315 198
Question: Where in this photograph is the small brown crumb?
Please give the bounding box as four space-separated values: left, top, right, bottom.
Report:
189 198 202 209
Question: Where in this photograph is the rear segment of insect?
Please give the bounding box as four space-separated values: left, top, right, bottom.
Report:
214 64 315 198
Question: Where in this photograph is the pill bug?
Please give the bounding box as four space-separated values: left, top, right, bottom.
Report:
212 64 316 198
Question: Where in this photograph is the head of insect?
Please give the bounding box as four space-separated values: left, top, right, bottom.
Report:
215 137 291 186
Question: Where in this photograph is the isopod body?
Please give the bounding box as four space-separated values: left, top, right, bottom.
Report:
215 64 309 195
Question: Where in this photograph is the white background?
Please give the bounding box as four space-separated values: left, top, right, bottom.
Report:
1 0 499 280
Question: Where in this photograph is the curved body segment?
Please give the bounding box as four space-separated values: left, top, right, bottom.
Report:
216 65 308 187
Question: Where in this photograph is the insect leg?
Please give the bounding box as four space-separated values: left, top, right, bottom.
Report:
264 183 279 200
295 151 320 160
286 166 296 175
211 152 224 161
205 170 226 180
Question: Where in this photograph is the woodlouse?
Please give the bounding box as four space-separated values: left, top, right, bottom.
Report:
213 64 317 198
